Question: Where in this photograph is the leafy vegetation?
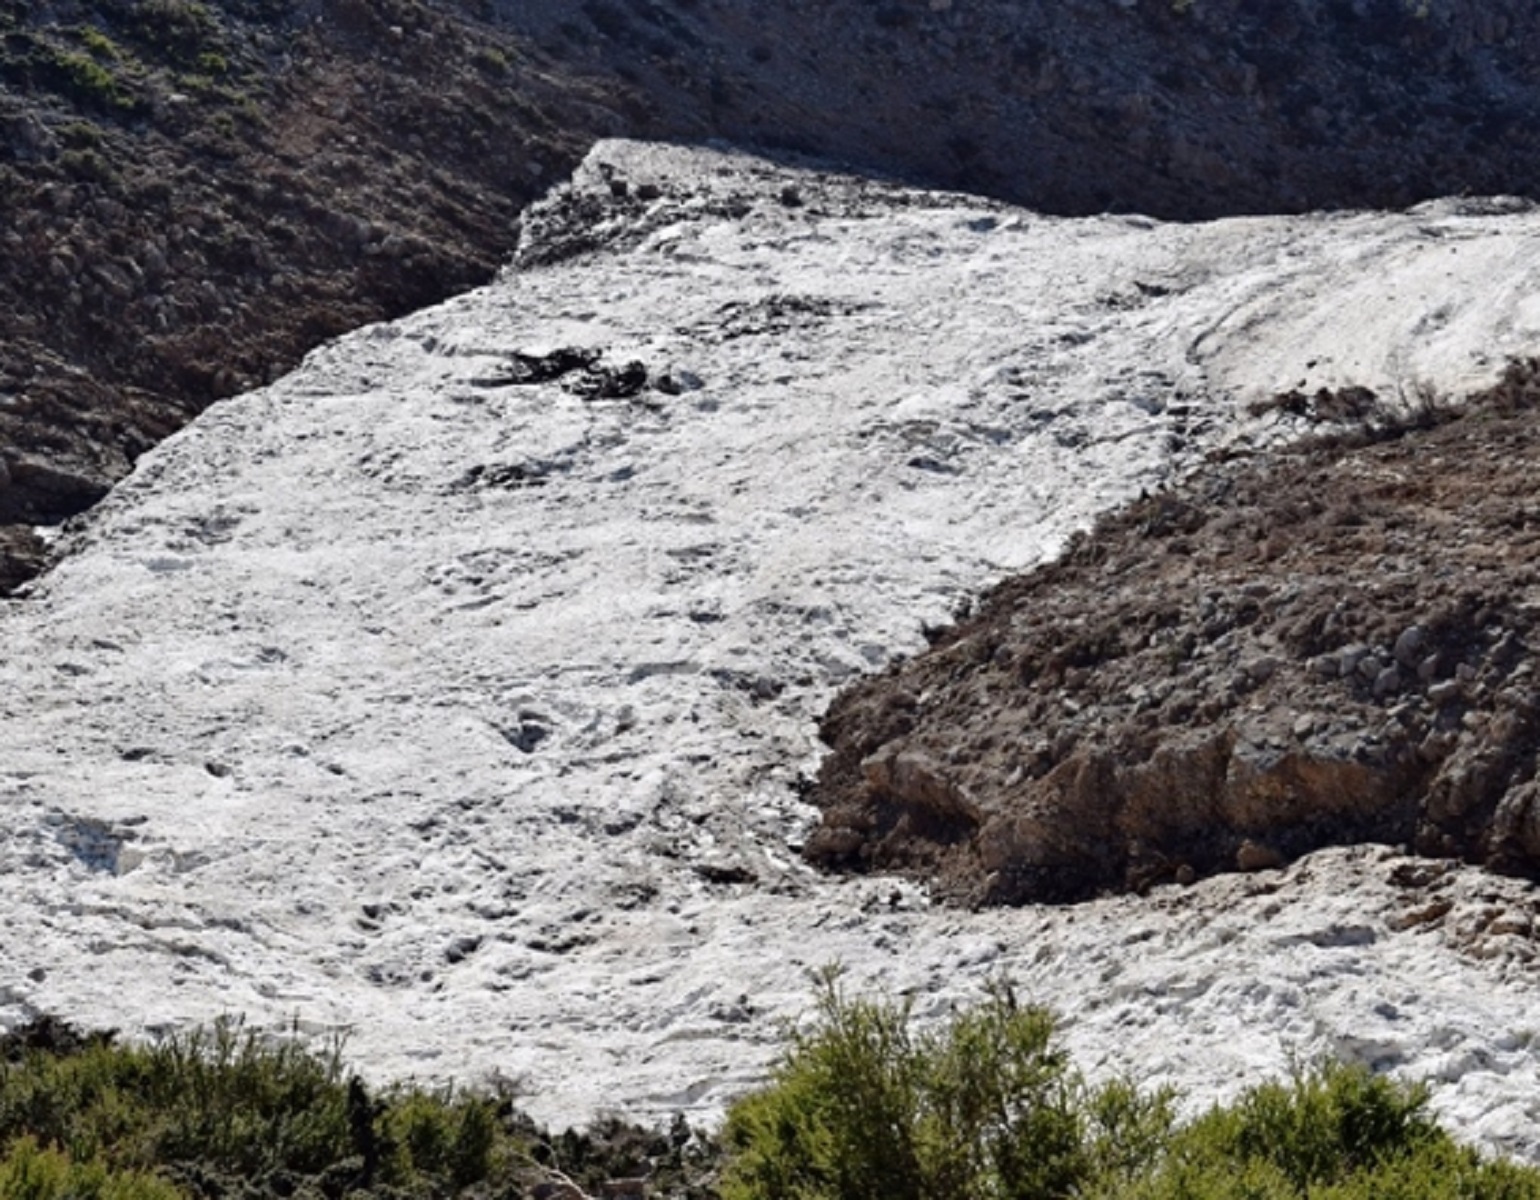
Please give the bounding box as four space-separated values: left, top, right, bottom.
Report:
0 1018 540 1198
720 967 1540 1200
4 982 1540 1199
0 1016 722 1198
720 968 1174 1200
0 1136 181 1200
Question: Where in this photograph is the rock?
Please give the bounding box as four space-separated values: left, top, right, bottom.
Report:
1428 679 1462 706
2 457 110 522
1244 655 1279 683
1338 644 1370 678
0 524 49 595
1395 625 1428 668
1236 839 1286 872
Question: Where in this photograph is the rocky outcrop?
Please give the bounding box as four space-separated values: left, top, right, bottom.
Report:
806 362 1540 904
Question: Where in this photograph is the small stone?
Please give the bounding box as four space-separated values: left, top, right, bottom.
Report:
1427 679 1461 706
1245 654 1279 683
1174 863 1196 885
1338 643 1370 678
1418 730 1458 761
1394 625 1428 668
657 367 703 394
1292 713 1316 739
445 935 482 964
1373 666 1402 697
1418 653 1441 682
1236 839 1286 871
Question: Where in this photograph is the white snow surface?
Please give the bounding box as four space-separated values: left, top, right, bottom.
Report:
5 140 1540 1155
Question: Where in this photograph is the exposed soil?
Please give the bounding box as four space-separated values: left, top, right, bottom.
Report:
806 361 1540 905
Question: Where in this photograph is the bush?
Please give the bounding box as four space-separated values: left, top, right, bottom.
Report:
1104 1063 1540 1200
0 1136 182 1200
382 1085 501 1187
0 1017 532 1196
721 970 1540 1200
719 967 1173 1200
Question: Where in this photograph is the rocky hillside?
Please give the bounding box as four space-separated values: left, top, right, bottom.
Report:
5 0 1540 592
807 363 1540 905
0 0 627 588
9 129 1540 1150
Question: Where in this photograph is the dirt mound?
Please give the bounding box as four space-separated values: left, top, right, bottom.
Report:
806 361 1540 905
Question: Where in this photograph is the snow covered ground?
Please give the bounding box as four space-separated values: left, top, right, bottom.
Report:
4 141 1540 1155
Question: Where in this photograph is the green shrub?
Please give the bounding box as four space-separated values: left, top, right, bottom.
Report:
721 973 1540 1200
1197 1062 1440 1188
383 1085 501 1187
472 44 511 74
0 1017 532 1194
76 26 124 61
1103 1063 1540 1200
0 1136 183 1200
46 48 122 105
720 968 1172 1200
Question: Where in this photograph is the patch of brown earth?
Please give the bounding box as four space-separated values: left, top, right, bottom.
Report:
806 361 1540 905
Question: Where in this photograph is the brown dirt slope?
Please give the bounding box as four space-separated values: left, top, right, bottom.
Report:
806 362 1540 905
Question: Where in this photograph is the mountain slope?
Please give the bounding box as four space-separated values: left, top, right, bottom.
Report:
3 141 1540 1156
6 0 1540 589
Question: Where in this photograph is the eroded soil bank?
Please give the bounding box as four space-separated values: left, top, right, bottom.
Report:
808 363 1540 905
